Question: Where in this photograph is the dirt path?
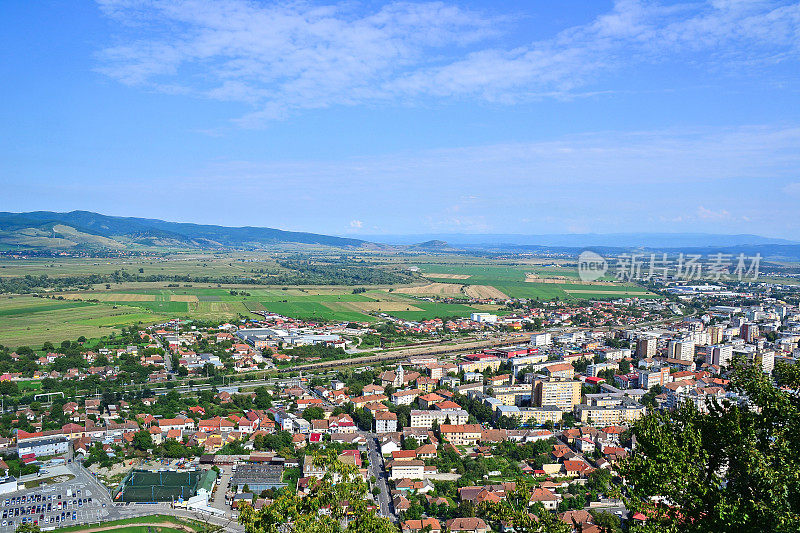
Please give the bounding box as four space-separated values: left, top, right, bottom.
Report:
68 521 194 533
563 289 650 295
422 273 471 279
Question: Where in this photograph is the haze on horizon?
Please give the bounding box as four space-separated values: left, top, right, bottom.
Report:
1 0 799 239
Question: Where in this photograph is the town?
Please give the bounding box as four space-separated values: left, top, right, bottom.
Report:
3 0 800 530
0 273 797 533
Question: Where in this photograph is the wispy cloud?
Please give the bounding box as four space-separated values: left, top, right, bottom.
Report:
154 124 800 233
96 0 800 124
5 123 799 235
697 205 732 220
96 0 500 123
391 0 800 100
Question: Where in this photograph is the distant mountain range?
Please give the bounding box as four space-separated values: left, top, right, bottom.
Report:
0 211 368 250
1 211 798 258
351 232 798 248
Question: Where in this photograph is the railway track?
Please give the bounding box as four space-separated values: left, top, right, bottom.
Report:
288 335 527 371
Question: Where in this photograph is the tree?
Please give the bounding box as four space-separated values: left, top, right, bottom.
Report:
587 468 612 494
590 510 621 532
774 360 800 391
302 406 325 422
238 452 397 533
479 481 569 533
616 359 800 532
403 436 419 451
132 429 154 451
640 384 663 409
15 523 41 533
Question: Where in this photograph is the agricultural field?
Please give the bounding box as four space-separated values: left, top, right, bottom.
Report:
53 285 499 324
0 253 658 348
0 295 172 348
410 263 656 300
0 254 281 278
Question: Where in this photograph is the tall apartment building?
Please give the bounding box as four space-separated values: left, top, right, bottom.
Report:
636 337 656 359
586 361 618 377
575 399 646 426
638 366 671 389
668 339 695 361
530 332 552 347
439 424 482 446
708 325 724 345
373 411 398 434
741 323 760 343
752 350 775 374
706 344 733 367
533 377 582 411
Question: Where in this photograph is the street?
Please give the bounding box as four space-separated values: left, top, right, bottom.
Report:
366 434 393 520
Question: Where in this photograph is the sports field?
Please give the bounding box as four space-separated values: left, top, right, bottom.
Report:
114 469 202 503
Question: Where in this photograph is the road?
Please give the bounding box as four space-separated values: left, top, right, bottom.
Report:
366 434 393 520
211 465 233 514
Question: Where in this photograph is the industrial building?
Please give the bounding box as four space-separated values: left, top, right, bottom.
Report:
231 463 287 493
17 435 69 458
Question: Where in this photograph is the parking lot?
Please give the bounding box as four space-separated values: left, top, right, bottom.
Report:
0 465 112 532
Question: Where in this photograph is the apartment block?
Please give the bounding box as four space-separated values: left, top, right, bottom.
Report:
575 399 646 425
636 337 657 358
439 424 482 446
533 377 582 411
409 409 469 428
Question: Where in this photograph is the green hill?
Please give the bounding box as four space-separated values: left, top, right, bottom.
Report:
0 210 369 251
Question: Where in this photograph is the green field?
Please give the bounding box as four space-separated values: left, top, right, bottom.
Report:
0 254 661 348
17 380 42 391
0 295 172 348
53 514 201 532
0 255 282 278
76 528 185 533
0 300 94 316
387 301 484 321
414 263 656 300
114 300 190 313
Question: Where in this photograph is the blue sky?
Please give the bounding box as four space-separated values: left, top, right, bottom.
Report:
1 0 799 238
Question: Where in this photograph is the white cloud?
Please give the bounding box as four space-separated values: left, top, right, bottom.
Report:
96 0 499 123
95 0 800 124
178 124 800 192
783 182 800 194
7 123 799 236
125 124 796 234
697 205 732 220
349 219 363 228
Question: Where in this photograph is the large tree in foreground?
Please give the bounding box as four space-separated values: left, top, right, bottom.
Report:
618 359 800 533
479 481 570 533
238 452 397 533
